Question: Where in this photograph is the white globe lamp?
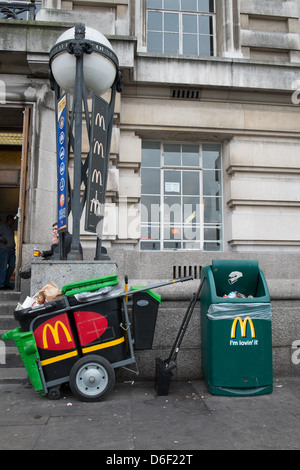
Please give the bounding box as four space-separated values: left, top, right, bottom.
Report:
50 24 118 96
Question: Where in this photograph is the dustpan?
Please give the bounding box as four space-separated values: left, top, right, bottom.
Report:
155 357 176 396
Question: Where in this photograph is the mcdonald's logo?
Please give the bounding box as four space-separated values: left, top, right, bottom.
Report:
92 169 103 186
93 140 104 158
43 321 72 349
95 112 106 130
90 197 101 216
34 314 76 351
231 316 256 339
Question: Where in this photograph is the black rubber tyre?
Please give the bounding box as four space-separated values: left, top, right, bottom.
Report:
48 385 61 400
69 355 115 402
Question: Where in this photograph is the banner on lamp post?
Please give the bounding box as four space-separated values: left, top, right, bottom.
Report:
85 93 108 233
57 94 68 232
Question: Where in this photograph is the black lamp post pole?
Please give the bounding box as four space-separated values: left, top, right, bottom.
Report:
67 23 92 260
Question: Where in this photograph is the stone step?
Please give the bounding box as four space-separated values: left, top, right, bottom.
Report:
0 300 18 315
0 290 20 301
0 315 19 330
0 326 24 368
0 347 24 367
0 290 20 314
0 291 25 381
0 367 28 383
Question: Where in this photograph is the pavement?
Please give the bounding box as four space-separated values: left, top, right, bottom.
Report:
0 376 300 451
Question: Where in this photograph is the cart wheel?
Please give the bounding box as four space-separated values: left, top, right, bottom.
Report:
48 386 61 400
69 355 115 402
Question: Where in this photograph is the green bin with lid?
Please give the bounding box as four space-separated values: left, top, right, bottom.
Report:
200 260 273 396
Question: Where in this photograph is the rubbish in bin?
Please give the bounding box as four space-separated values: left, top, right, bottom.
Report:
223 291 248 299
223 291 238 298
155 278 205 396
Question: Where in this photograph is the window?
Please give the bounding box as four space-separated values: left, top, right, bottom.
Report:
140 142 223 251
146 0 215 56
0 0 42 20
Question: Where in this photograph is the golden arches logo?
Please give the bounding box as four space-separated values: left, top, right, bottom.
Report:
95 112 106 130
42 321 73 349
231 317 256 339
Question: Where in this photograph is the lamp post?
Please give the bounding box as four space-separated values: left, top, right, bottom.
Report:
49 22 122 260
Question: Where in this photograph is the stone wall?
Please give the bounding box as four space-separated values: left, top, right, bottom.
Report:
27 252 300 380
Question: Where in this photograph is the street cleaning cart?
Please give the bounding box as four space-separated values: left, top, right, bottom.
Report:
3 274 192 401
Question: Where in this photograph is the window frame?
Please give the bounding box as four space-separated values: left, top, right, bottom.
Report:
146 0 216 57
140 141 223 252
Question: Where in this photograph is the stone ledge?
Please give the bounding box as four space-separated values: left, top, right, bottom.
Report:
30 260 118 295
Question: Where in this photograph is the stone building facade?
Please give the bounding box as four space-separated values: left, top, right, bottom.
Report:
1 0 300 377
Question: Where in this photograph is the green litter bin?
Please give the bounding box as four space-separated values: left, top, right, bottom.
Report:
200 260 273 396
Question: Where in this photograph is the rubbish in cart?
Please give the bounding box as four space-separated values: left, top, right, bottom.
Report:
15 296 37 310
15 281 63 310
3 274 193 402
155 277 205 396
36 281 63 304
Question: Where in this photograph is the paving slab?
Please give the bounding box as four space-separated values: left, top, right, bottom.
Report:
0 377 299 451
